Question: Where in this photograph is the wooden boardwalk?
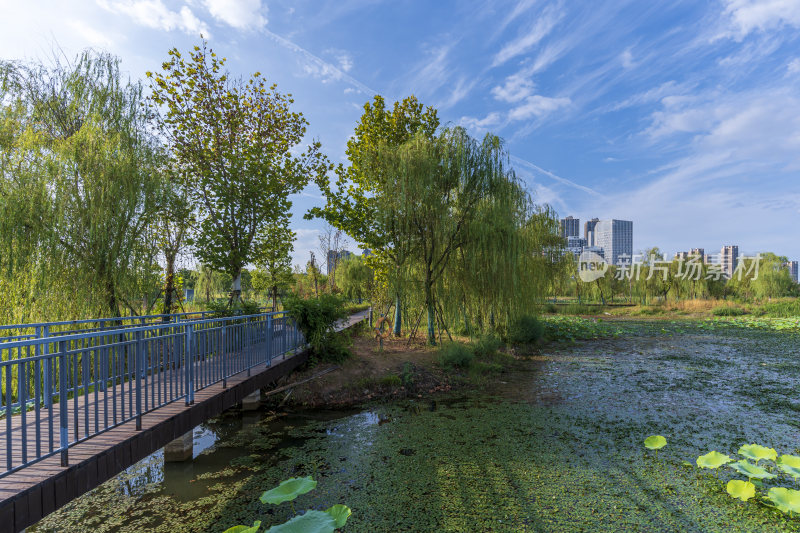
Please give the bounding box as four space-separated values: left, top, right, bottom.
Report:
0 310 368 533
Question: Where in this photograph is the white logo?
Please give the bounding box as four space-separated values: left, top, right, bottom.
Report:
578 250 608 282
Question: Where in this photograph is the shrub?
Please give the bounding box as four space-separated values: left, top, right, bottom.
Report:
400 362 414 387
507 314 544 345
712 306 747 317
283 294 351 362
438 342 474 369
343 302 372 315
206 299 261 318
759 300 800 317
379 374 402 387
472 334 502 358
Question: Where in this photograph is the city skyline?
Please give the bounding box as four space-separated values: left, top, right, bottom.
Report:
561 214 796 267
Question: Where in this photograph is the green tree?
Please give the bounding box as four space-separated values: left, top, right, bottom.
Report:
1 50 161 317
153 160 195 317
338 255 374 303
373 128 532 344
148 40 329 305
308 95 439 335
253 219 295 311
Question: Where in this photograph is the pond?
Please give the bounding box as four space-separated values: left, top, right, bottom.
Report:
32 323 800 532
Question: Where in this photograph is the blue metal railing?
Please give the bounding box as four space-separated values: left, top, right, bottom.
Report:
0 308 269 343
0 310 303 478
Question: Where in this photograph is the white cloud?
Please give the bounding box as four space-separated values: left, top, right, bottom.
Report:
607 81 694 112
492 3 564 67
720 0 800 39
98 0 210 36
262 29 376 94
439 76 476 109
491 71 536 103
508 94 571 121
67 19 115 48
459 112 503 133
620 48 634 69
788 58 800 73
325 49 354 72
203 0 267 30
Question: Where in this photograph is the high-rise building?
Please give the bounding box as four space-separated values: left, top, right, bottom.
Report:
326 249 352 275
565 236 587 259
720 245 738 279
559 216 580 239
584 218 599 246
690 248 704 258
785 261 798 282
594 219 633 265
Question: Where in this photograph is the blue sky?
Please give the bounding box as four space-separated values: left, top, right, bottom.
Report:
1 0 799 267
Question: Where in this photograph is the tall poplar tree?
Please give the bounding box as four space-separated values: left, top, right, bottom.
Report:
148 40 330 304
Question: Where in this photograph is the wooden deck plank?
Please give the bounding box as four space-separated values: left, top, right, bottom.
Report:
0 311 367 533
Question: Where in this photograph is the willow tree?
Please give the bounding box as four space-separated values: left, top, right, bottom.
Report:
370 128 564 343
148 40 330 305
0 51 162 318
308 95 439 335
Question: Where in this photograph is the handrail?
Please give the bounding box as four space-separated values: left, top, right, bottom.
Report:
0 309 302 478
0 307 270 343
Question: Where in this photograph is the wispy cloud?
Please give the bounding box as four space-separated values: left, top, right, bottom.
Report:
203 0 267 31
262 28 377 94
492 3 564 67
718 0 800 40
97 0 210 36
508 94 570 121
510 155 603 197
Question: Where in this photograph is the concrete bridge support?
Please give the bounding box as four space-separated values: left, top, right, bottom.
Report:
164 431 193 462
242 389 261 411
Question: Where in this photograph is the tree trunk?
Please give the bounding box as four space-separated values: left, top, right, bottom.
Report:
271 285 278 312
162 255 176 321
425 272 435 345
229 269 242 307
393 292 402 337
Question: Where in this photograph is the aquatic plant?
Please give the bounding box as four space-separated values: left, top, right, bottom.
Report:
738 444 777 464
726 480 756 502
260 477 318 505
768 487 800 516
687 442 800 518
644 435 667 452
696 451 732 469
728 460 776 481
778 455 800 482
225 477 351 532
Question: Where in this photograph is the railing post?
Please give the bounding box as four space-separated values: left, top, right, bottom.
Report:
43 326 51 409
266 314 273 367
185 324 195 405
222 323 227 389
59 340 69 467
135 330 142 430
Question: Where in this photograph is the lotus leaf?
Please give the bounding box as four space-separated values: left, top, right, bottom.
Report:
738 444 777 464
225 522 261 533
729 460 776 480
265 510 336 533
726 480 755 502
260 477 317 505
778 455 800 480
768 487 800 515
644 435 667 450
325 504 352 528
696 451 732 469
